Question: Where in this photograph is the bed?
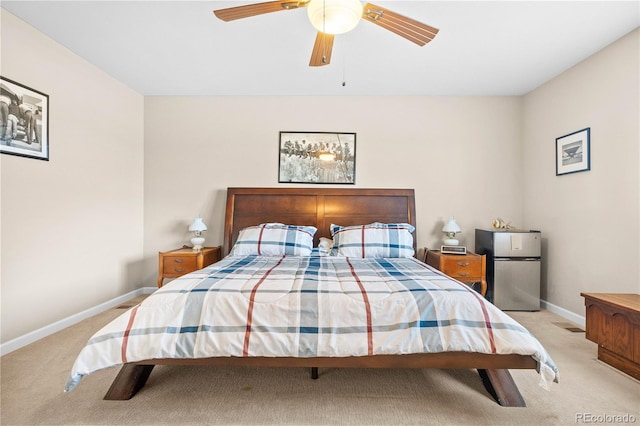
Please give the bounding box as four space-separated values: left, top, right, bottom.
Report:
65 187 558 406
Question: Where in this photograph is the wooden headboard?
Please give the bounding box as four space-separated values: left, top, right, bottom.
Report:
223 187 416 256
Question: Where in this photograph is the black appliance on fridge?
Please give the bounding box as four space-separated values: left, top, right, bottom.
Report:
475 229 541 311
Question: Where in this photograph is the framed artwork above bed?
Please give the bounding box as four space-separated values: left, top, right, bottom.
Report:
278 131 356 184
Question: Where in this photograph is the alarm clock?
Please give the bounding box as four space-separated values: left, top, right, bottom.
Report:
441 245 467 255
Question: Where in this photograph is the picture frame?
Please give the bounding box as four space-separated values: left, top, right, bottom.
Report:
1 76 49 161
278 131 356 184
556 127 590 176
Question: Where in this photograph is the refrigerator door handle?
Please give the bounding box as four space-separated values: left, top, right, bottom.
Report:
494 257 540 261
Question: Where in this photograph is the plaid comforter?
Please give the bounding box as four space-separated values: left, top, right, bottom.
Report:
65 254 558 391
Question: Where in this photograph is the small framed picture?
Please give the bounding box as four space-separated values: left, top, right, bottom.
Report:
278 131 356 184
1 76 49 161
556 127 590 176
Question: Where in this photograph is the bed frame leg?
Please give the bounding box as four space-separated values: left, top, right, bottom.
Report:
311 367 318 379
478 369 526 407
104 364 155 400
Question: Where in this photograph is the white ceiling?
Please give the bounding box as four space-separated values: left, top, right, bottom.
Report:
2 1 638 96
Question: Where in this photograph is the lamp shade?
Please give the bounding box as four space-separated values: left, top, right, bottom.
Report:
442 216 461 234
307 0 363 35
188 216 207 232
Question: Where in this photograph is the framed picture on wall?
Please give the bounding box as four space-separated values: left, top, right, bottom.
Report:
556 127 590 176
278 131 356 184
1 76 49 161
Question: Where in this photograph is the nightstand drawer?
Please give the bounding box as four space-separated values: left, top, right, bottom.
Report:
442 257 482 278
425 249 487 296
162 256 198 275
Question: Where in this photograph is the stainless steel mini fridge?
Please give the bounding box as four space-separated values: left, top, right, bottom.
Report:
475 229 541 311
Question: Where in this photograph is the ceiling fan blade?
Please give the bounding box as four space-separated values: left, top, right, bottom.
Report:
362 3 439 46
214 0 310 22
309 32 334 67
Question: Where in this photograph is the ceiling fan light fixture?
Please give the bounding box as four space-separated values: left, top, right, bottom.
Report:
307 0 363 35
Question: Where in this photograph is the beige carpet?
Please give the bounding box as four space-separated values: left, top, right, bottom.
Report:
1 296 639 425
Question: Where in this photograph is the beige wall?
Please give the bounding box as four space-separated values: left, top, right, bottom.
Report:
522 29 640 315
143 96 524 285
0 11 145 343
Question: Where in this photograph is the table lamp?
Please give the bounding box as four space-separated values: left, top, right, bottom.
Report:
189 216 207 251
442 216 461 246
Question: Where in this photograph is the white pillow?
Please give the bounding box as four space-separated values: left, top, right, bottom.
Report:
230 223 317 256
330 222 415 258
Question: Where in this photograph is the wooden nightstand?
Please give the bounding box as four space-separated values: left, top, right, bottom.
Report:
425 249 487 297
157 246 221 287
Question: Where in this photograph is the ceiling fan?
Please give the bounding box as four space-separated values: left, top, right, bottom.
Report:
213 0 439 67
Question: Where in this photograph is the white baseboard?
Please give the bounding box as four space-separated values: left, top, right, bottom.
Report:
0 286 157 356
541 299 586 328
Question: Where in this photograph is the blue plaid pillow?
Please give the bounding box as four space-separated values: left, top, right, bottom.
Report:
330 222 415 258
230 223 317 256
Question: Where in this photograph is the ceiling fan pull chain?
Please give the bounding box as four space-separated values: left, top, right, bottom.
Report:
322 26 328 63
321 0 327 62
322 0 326 34
342 37 347 86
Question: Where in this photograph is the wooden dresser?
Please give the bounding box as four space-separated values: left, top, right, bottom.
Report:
581 293 640 380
